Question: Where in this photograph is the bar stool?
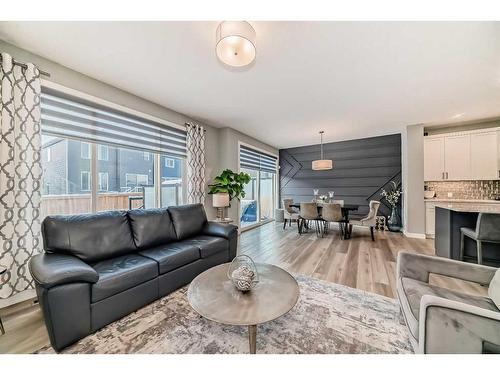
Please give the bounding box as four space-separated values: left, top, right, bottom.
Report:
460 213 500 265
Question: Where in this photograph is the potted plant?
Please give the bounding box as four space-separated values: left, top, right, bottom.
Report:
380 180 402 232
208 169 251 220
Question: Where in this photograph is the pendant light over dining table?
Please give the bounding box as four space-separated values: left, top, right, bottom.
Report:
312 131 333 170
216 21 256 67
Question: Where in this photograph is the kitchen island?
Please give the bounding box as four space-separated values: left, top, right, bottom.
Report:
435 203 500 266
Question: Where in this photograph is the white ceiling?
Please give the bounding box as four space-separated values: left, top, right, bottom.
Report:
1 21 499 149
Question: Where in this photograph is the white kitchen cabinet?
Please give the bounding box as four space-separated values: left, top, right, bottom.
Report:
444 134 471 180
424 137 445 181
425 203 435 237
424 128 500 181
470 131 499 180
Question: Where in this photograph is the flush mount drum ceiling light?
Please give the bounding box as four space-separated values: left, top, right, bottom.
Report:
216 21 256 67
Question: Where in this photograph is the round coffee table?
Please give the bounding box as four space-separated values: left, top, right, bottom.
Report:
187 263 299 354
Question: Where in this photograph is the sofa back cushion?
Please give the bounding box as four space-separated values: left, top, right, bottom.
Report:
168 204 208 240
42 211 137 263
128 208 177 249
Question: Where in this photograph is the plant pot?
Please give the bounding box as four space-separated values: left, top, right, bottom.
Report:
387 206 402 232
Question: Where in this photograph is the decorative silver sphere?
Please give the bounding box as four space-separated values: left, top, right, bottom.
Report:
227 255 259 292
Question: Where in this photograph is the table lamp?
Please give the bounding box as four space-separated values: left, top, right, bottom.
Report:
212 193 230 221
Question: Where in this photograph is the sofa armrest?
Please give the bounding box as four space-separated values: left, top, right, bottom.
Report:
203 222 238 239
396 251 496 285
29 253 99 289
418 294 500 353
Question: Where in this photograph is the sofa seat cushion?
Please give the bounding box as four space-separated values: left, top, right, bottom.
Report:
139 242 200 274
399 276 499 339
181 236 228 258
91 254 158 303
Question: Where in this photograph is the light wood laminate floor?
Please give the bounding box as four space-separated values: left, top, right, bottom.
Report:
0 221 488 353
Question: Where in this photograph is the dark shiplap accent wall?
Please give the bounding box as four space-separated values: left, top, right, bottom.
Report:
279 134 402 217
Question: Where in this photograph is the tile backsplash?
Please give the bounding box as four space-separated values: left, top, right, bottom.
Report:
425 180 500 200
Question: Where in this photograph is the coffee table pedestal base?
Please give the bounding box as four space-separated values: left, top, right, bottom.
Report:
248 325 257 354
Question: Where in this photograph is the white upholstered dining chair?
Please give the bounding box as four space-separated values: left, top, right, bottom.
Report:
348 200 380 241
320 203 346 238
299 202 321 236
282 198 300 230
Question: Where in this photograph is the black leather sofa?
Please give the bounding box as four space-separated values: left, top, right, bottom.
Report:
29 204 238 351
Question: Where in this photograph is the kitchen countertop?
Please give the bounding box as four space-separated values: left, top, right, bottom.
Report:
425 198 500 204
434 203 500 213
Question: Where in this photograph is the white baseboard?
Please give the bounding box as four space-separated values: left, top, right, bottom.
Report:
0 288 36 309
403 231 426 239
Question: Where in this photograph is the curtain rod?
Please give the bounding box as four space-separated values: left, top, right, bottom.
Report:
0 55 50 77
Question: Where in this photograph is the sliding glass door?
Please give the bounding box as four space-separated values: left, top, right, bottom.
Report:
259 171 276 222
239 145 278 229
240 168 259 228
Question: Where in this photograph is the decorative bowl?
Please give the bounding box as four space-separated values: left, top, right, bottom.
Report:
227 255 259 292
424 190 436 199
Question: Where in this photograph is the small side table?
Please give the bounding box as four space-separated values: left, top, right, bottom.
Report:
0 266 6 335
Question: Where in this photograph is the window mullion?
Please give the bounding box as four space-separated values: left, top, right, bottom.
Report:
91 143 98 213
154 153 160 208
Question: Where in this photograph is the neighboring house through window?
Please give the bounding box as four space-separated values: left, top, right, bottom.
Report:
125 173 149 191
81 171 91 191
165 158 175 168
81 142 91 159
98 144 109 161
98 172 109 191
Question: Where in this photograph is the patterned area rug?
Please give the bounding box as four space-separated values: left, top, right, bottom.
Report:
40 274 412 354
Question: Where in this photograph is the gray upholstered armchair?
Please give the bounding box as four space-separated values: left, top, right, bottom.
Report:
396 251 500 353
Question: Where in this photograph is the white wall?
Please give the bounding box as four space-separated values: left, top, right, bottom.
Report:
402 124 426 237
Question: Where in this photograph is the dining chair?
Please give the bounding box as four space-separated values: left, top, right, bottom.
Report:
319 203 345 238
460 213 500 265
282 198 300 230
299 202 321 236
348 200 380 241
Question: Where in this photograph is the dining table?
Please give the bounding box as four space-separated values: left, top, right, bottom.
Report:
290 202 360 239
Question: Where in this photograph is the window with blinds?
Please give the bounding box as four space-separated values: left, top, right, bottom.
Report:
41 87 187 158
40 87 187 218
239 145 278 173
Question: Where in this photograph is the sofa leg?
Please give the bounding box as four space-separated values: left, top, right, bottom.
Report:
370 226 375 241
0 316 4 335
283 219 287 230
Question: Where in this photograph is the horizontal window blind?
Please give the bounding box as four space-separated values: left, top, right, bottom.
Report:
40 88 187 158
240 145 278 173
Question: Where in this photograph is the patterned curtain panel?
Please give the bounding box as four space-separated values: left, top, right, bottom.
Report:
186 122 206 204
0 53 42 299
